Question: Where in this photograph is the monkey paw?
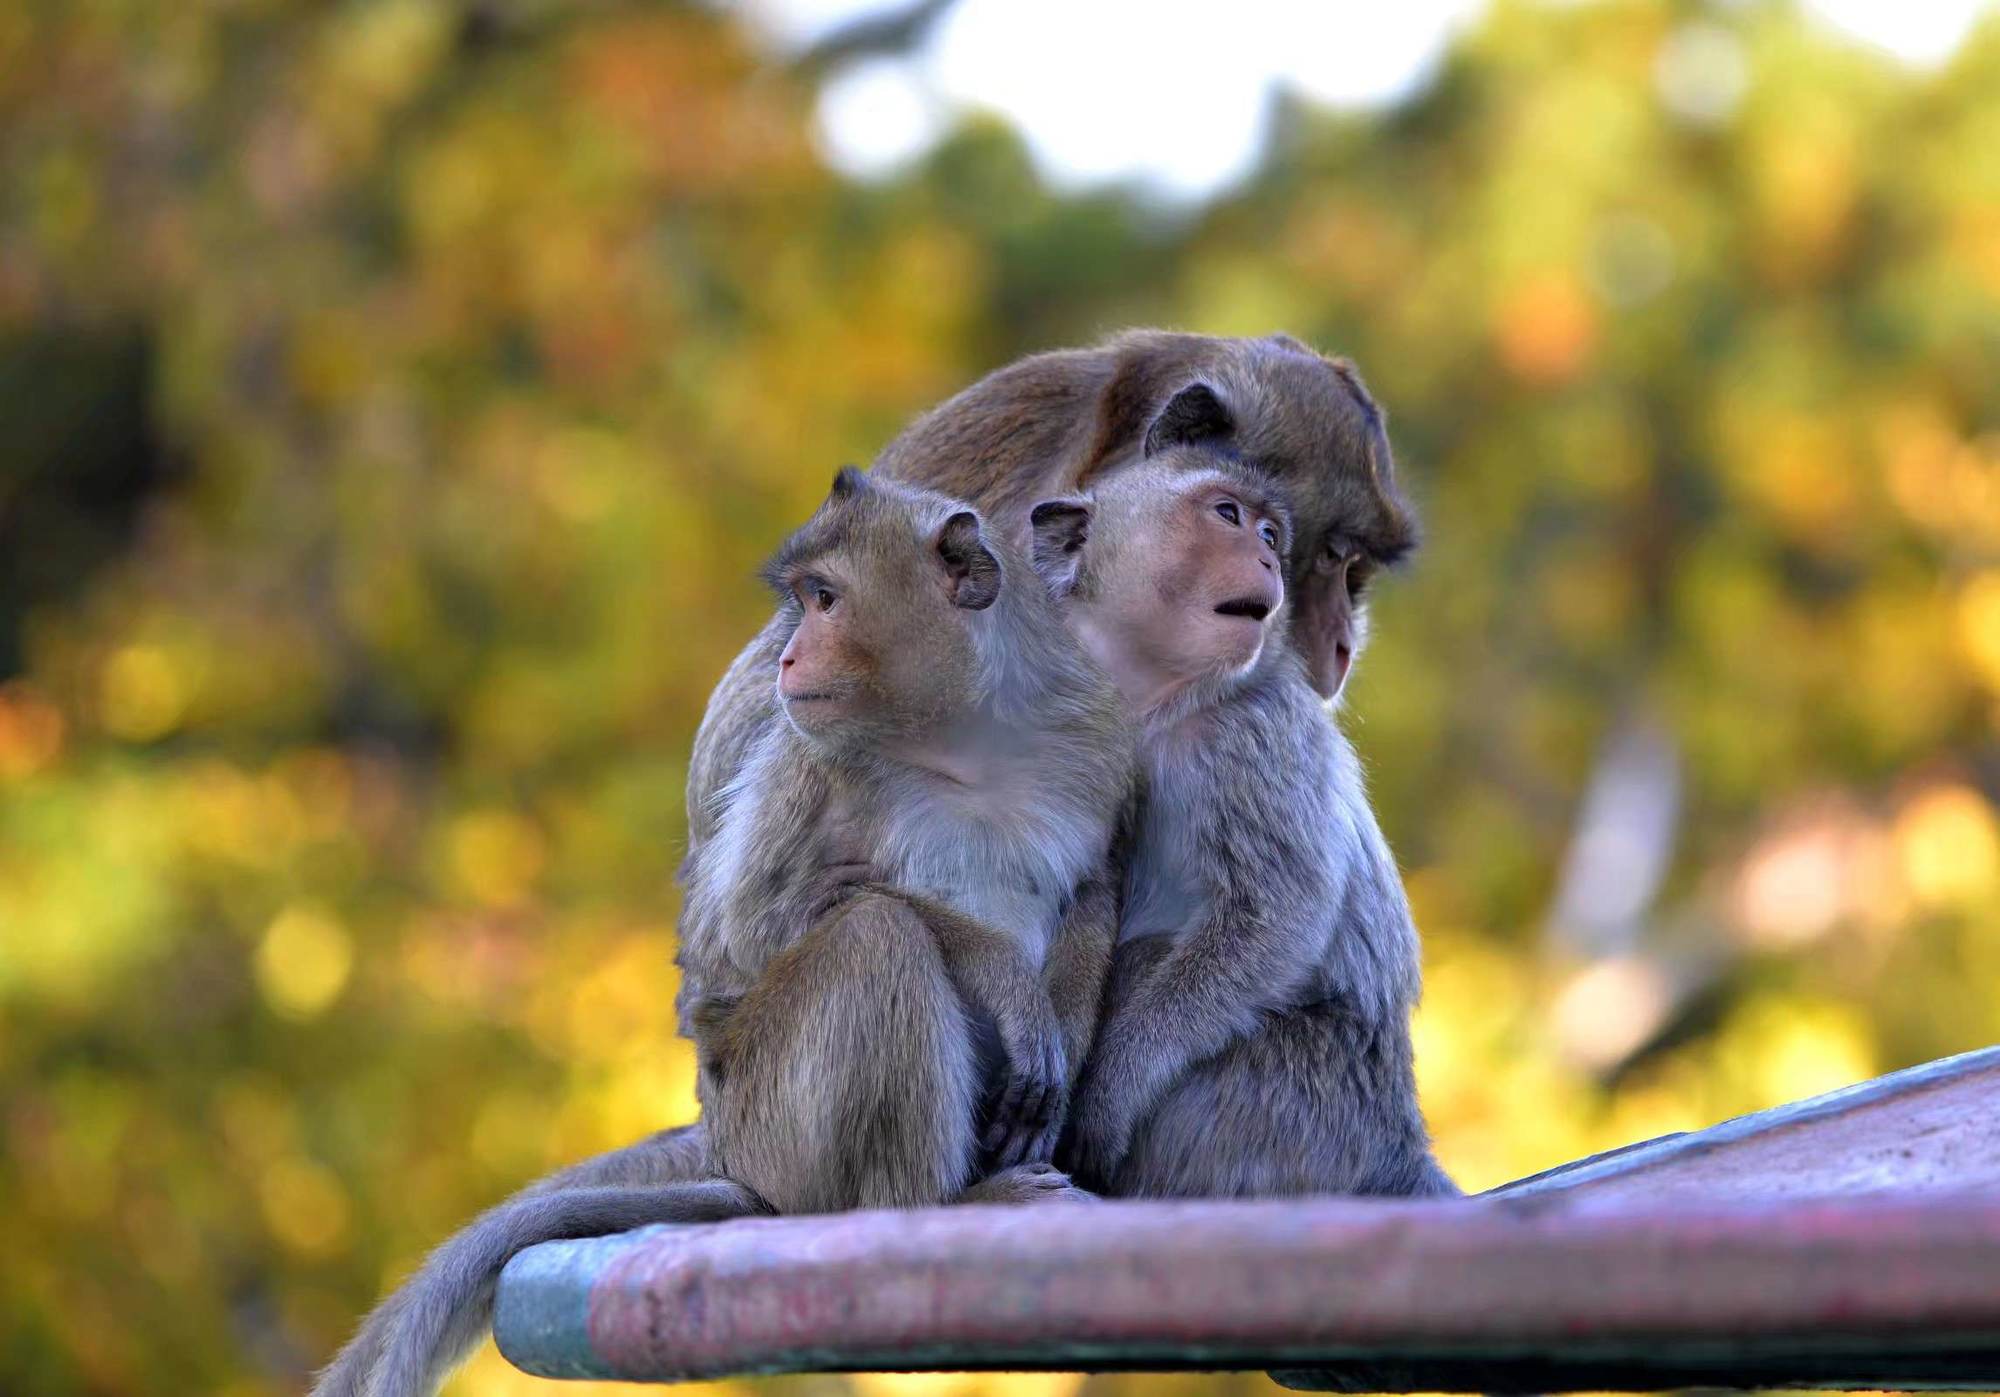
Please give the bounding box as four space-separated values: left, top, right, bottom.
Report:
981 1016 1067 1169
956 1161 1096 1206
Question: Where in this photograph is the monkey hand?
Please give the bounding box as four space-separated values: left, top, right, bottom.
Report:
805 860 884 922
1062 1036 1148 1187
981 999 1069 1169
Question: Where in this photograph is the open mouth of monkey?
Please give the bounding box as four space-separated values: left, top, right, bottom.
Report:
1214 597 1272 622
782 689 842 704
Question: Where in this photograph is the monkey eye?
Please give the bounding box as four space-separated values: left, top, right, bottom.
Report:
797 581 838 612
1257 519 1280 549
1214 500 1243 527
1313 539 1341 575
1345 559 1375 601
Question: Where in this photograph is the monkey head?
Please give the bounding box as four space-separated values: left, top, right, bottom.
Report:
1032 454 1293 715
763 467 1003 755
1088 334 1416 700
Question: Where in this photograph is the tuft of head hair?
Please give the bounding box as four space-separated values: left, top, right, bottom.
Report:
759 465 879 597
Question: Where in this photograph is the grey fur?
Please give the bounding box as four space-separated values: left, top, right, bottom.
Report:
679 469 1132 1212
315 475 1130 1397
1056 455 1455 1201
317 329 1404 1394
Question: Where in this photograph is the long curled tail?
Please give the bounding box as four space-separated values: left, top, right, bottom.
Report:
312 1177 765 1397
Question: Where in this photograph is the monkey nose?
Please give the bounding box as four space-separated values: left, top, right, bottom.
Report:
780 654 795 668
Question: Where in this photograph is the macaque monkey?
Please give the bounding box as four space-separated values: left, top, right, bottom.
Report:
688 330 1407 855
1034 443 1454 1200
317 472 1128 1397
678 465 1129 1212
317 329 1395 1394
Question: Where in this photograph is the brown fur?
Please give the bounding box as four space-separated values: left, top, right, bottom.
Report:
688 329 1416 856
677 469 1131 1212
318 329 1401 1396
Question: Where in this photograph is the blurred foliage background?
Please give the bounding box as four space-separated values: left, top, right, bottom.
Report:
2 1 1998 1394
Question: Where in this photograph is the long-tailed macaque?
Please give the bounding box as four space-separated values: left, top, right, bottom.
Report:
316 329 1395 1395
688 330 1405 856
313 470 1127 1397
678 466 1129 1212
1034 444 1454 1200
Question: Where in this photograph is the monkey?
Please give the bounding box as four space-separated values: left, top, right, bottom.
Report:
1028 442 1455 1202
315 328 1392 1394
678 464 1130 1214
316 470 1127 1397
686 330 1409 859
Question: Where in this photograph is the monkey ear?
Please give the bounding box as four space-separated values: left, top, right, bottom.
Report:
829 465 868 500
936 510 1002 611
1029 498 1091 597
1143 382 1233 457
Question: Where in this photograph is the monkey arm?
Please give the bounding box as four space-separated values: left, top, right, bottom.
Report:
1042 874 1118 1091
1070 735 1345 1181
890 888 1069 1170
1069 883 1332 1185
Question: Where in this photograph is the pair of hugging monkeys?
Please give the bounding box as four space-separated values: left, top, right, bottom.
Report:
317 330 1457 1397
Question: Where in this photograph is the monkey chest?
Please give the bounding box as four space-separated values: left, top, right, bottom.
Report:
1117 771 1215 946
882 810 1069 968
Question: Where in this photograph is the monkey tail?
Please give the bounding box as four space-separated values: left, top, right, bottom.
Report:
313 1179 767 1397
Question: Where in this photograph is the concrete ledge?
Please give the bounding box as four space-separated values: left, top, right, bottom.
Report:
495 1046 2000 1389
496 1191 2000 1388
1487 1044 2000 1203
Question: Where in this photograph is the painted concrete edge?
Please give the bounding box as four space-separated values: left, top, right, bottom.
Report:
1486 1042 2000 1197
495 1225 665 1378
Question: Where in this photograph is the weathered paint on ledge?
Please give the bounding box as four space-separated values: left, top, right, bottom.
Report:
495 1191 2000 1389
1487 1043 2000 1203
495 1046 2000 1389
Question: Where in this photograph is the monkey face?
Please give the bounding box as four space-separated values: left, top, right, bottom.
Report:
1130 347 1413 700
1293 535 1371 700
776 571 873 731
767 470 999 753
1056 461 1292 712
1160 471 1287 676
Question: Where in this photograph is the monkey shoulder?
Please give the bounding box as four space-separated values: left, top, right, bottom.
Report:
686 613 789 852
680 724 836 979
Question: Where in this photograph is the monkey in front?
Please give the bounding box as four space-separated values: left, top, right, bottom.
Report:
679 465 1129 1213
1034 444 1455 1200
314 470 1127 1397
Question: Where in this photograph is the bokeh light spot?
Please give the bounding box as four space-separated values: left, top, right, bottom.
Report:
256 905 355 1020
449 810 548 908
0 682 66 780
260 1156 352 1256
98 645 187 742
1894 784 2000 909
1957 571 2000 694
1493 274 1598 386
